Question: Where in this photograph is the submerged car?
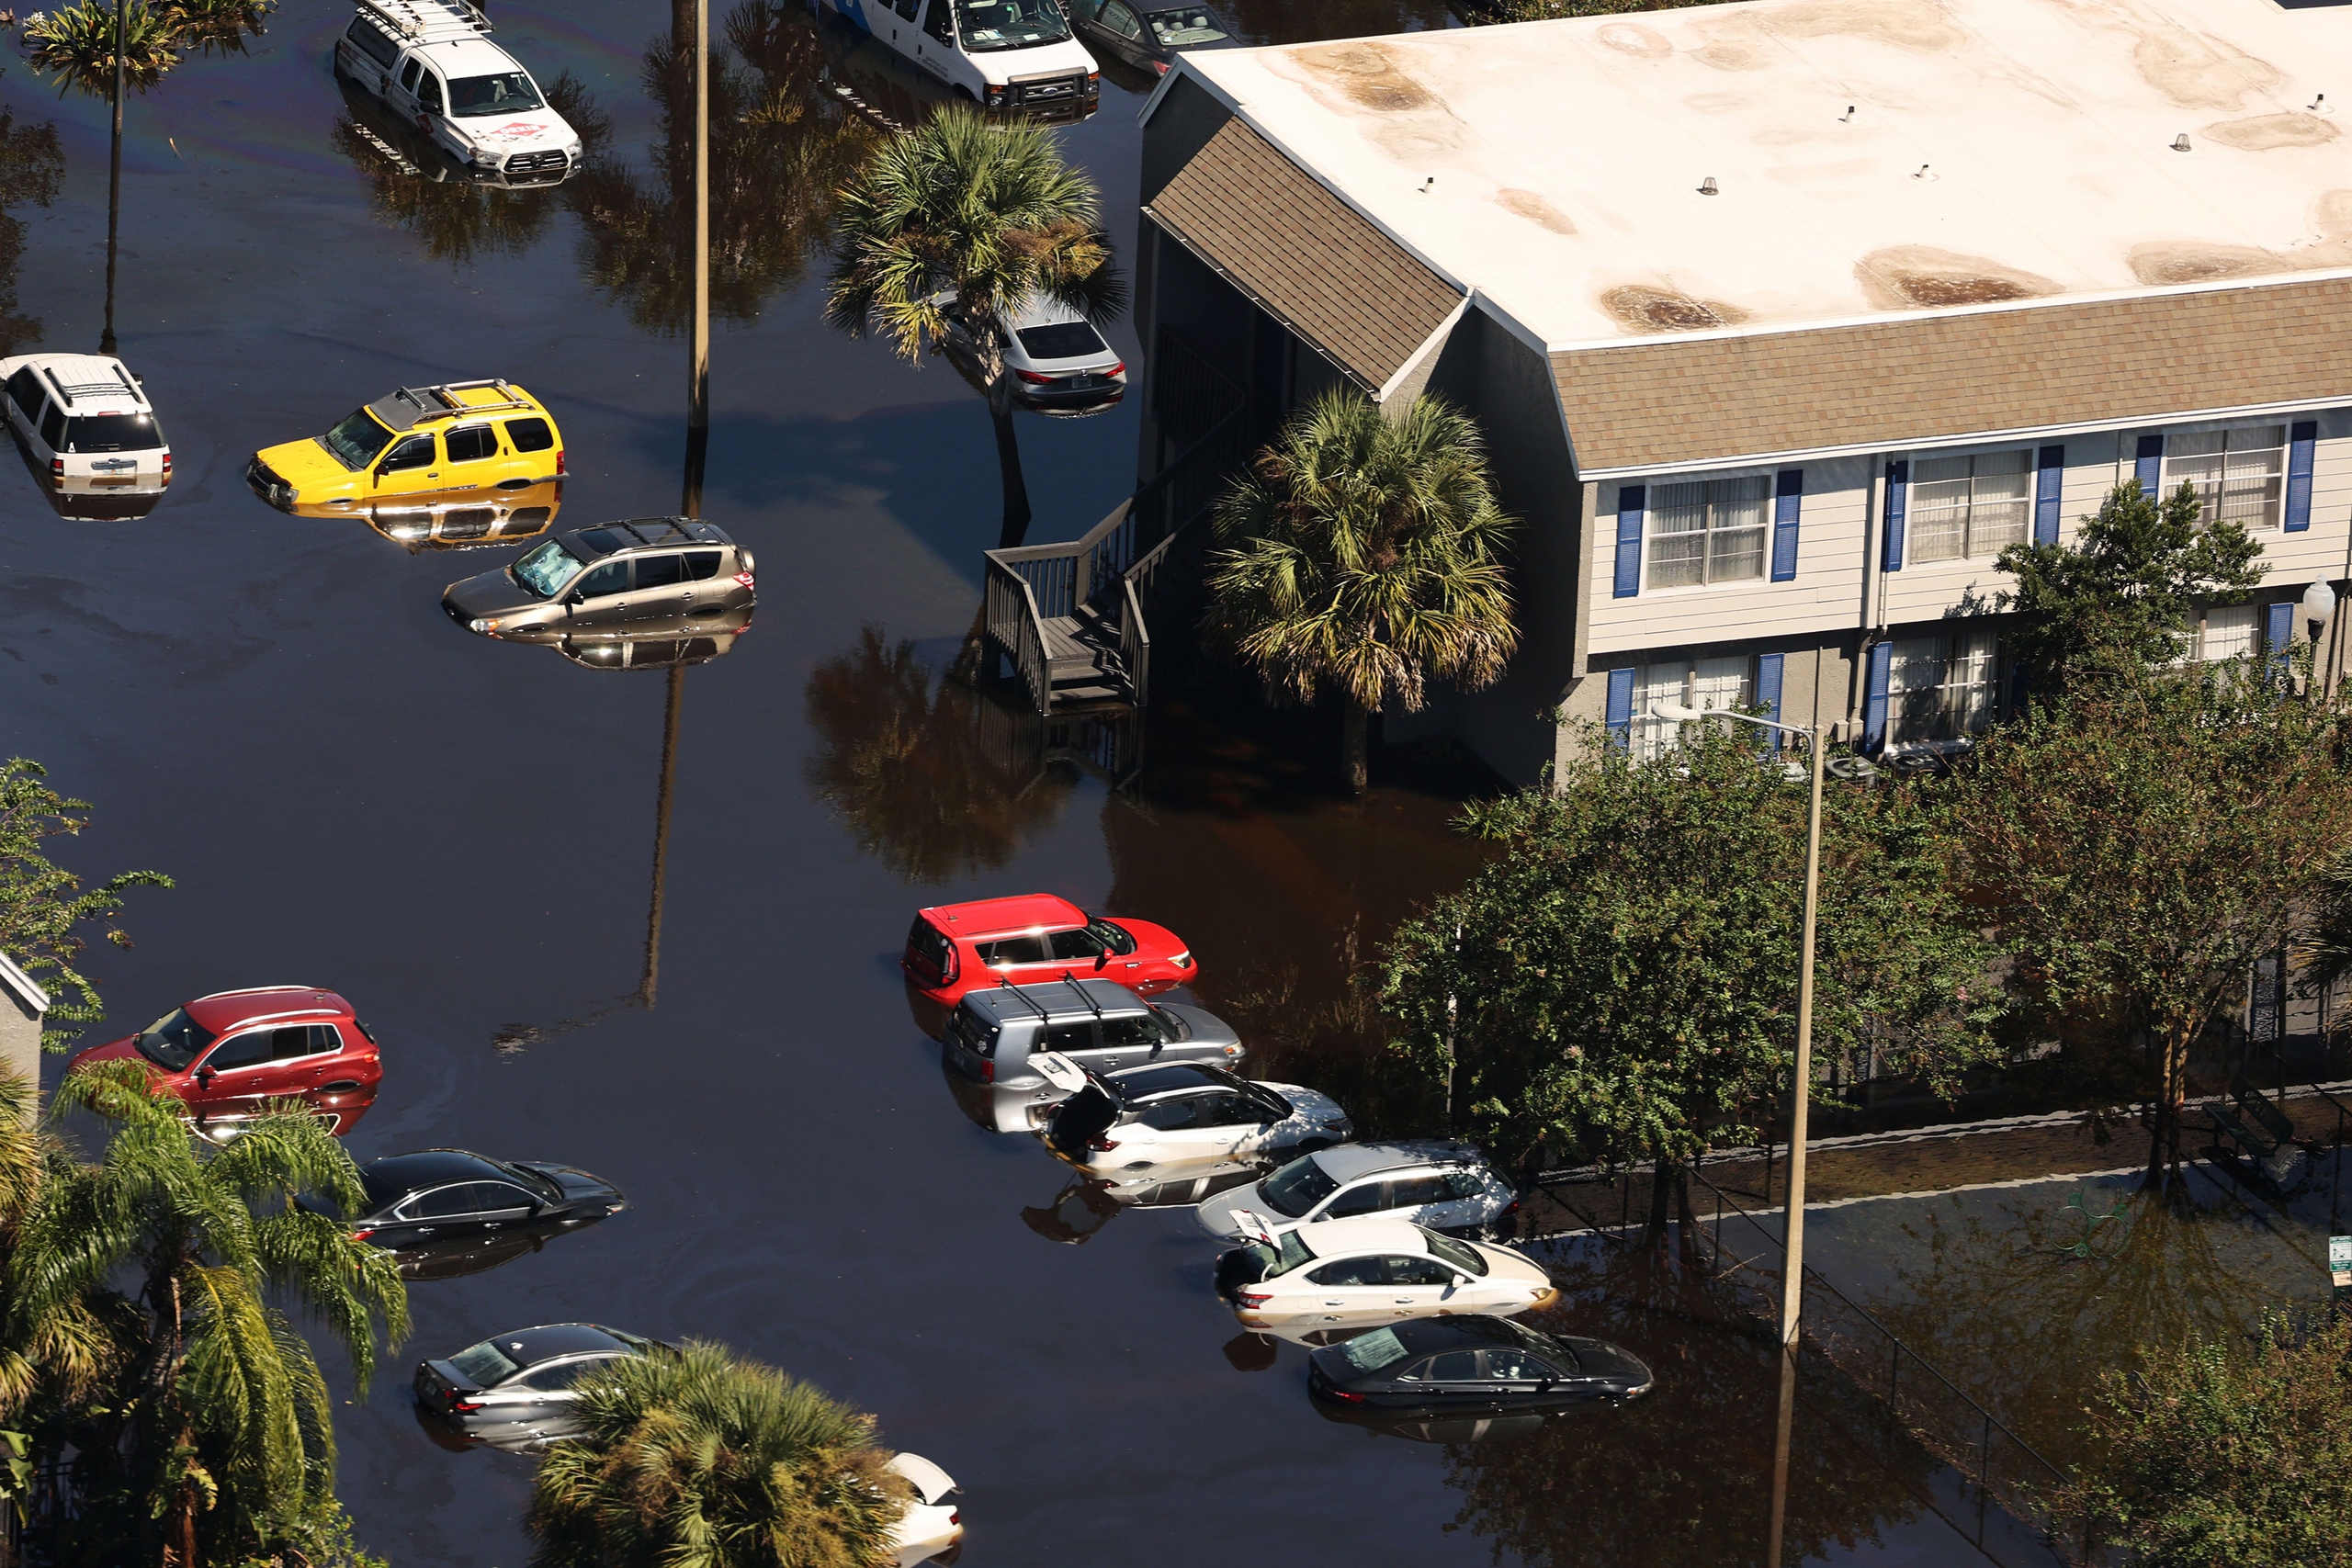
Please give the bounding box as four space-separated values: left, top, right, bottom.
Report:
1062 0 1232 76
442 517 754 643
552 603 752 671
939 976 1242 1134
883 1454 965 1567
823 0 1099 114
311 1148 624 1280
1197 1141 1520 1243
1213 1216 1558 1336
1306 1314 1653 1420
905 894 1194 1010
944 293 1124 414
1 353 171 511
1021 1158 1262 1245
1041 1056 1350 1172
415 1323 667 1445
71 987 383 1138
334 0 582 183
247 379 562 514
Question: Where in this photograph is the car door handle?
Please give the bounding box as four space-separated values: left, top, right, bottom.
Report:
1392 1297 1417 1304
414 1227 435 1236
1323 1301 1345 1307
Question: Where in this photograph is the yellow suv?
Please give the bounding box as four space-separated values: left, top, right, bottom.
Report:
245 379 563 514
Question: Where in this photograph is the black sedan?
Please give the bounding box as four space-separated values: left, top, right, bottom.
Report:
1306 1315 1653 1420
1062 0 1233 77
306 1149 625 1280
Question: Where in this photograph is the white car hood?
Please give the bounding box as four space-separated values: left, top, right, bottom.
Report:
456 114 573 151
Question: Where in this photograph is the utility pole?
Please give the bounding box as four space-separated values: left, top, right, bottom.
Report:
684 0 709 517
100 0 126 355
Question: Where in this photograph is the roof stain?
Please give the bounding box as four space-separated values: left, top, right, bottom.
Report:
2204 112 2338 151
1855 245 2062 310
1692 39 1770 72
1290 42 1435 113
1498 188 1577 235
1601 284 1751 333
2125 240 2280 285
2130 25 2279 110
1595 21 1672 58
2318 189 2352 236
1758 0 1963 52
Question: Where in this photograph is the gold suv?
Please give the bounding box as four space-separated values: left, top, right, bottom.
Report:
245 380 563 514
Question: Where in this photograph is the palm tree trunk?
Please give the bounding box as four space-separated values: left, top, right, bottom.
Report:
990 377 1032 550
1341 697 1368 795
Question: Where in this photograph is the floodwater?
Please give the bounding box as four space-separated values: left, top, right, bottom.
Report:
0 0 2149 1562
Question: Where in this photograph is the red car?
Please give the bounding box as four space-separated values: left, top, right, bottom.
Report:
73 986 383 1138
902 895 1195 1013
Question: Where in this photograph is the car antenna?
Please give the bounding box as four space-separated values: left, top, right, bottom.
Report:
1058 971 1105 1021
995 974 1051 1022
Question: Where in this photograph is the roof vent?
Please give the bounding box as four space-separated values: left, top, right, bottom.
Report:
2312 92 2330 113
2171 132 2191 152
1419 175 1435 192
1699 175 1719 195
1838 103 1857 122
1912 164 1937 181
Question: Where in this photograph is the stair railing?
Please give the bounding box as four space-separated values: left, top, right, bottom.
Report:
983 554 1054 716
1119 576 1152 707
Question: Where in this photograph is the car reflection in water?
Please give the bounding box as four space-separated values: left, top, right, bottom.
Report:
350 481 560 551
1021 1158 1262 1246
552 602 752 671
812 5 1094 130
7 426 167 519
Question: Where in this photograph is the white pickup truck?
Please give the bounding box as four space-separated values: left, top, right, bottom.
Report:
826 0 1100 111
333 0 582 185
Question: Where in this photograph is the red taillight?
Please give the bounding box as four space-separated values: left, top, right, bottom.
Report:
350 1227 376 1242
451 1398 482 1413
50 457 62 476
161 453 172 473
1324 1386 1365 1404
941 944 959 985
1087 1137 1119 1152
732 571 754 589
1109 362 1125 377
1153 59 1168 73
1236 1290 1272 1308
979 1060 994 1084
1502 1199 1521 1216
555 448 566 476
947 1511 960 1526
1014 369 1056 385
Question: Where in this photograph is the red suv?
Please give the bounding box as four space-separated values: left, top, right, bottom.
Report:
903 895 1195 1015
73 987 384 1137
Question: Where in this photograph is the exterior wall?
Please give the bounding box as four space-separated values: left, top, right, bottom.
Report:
0 984 40 1114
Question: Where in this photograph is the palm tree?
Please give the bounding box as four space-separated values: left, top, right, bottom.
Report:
1204 389 1519 794
826 106 1122 548
0 109 65 355
9 1062 407 1567
527 1338 908 1568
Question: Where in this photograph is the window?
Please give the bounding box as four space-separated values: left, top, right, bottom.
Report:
1099 0 1142 30
892 0 919 17
398 58 421 91
133 1009 215 1071
1306 1256 1388 1287
523 1359 594 1392
403 1184 486 1220
417 72 446 115
1326 1181 1393 1219
40 404 63 449
1386 1255 1457 1286
1410 1350 1480 1382
472 1182 536 1213
503 417 555 453
270 1024 340 1060
447 72 543 117
346 17 400 64
1421 1230 1489 1276
1041 1021 1092 1053
1018 321 1108 360
2199 604 2260 662
62 413 163 453
576 560 629 599
322 409 391 469
1649 475 1769 588
1146 6 1228 43
1482 1348 1552 1382
2166 426 2286 530
1337 1329 1410 1373
1908 448 2030 562
922 0 955 41
514 538 586 598
1099 1014 1163 1049
1260 1156 1339 1218
978 935 1047 965
446 424 496 463
201 1032 272 1072
684 549 722 581
635 554 684 591
1388 1174 1459 1208
6 367 41 420
954 0 1072 51
1048 926 1105 961
379 434 435 472
1139 1098 1205 1131
1886 631 1998 747
1628 654 1752 761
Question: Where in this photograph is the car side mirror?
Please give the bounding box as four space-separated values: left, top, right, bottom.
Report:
1094 951 1109 969
194 1067 214 1088
564 590 584 607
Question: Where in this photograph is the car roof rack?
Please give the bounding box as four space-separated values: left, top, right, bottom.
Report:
374 379 535 427
356 0 492 44
41 363 141 409
1056 972 1105 1021
993 975 1052 1022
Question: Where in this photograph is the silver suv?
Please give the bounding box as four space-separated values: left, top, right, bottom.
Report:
1194 1140 1520 1242
941 976 1245 1134
442 518 753 643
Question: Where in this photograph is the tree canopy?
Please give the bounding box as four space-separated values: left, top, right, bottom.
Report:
0 758 172 1052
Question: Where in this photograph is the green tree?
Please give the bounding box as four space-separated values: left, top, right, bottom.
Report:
826 106 1120 548
1995 479 2264 690
2052 1312 2352 1568
1205 389 1518 795
527 1338 908 1568
0 758 172 1052
20 0 273 94
1378 722 2002 1225
1951 663 2352 1185
12 1063 406 1567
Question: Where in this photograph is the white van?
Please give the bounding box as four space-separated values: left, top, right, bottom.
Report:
0 354 171 506
830 0 1101 110
333 0 581 183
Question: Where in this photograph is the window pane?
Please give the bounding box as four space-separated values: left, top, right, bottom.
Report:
1307 1256 1388 1287
1652 481 1707 536
2203 604 2259 661
1970 453 2032 552
635 554 684 590
1889 637 1948 745
1951 633 1998 737
1708 525 1767 581
1424 1350 1480 1381
1387 1256 1456 1286
1691 656 1748 713
1647 533 1706 589
1631 665 1685 761
1909 475 1969 563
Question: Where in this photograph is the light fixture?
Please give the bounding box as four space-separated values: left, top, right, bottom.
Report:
1700 175 1719 195
2172 132 2191 152
2304 579 2338 629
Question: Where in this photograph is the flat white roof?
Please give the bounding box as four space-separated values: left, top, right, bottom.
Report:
1177 0 2352 347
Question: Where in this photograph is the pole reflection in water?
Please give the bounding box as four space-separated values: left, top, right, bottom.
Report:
100 0 124 355
1765 1344 1796 1568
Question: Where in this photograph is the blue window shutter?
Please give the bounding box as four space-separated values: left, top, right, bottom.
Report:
2135 434 2165 498
2267 601 2294 684
1755 652 1784 752
1770 470 1804 581
2286 422 2316 532
2007 655 2030 716
2034 446 2064 545
1605 667 1635 750
1883 461 1907 572
1612 486 1645 599
1862 642 1893 754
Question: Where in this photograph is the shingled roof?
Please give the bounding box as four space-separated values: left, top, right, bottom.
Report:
1554 275 2352 476
1144 117 1464 394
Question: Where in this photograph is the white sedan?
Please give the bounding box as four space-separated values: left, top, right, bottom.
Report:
1211 1215 1558 1337
887 1453 961 1566
1036 1055 1350 1172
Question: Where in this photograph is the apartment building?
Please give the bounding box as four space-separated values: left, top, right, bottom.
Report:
1132 0 2352 784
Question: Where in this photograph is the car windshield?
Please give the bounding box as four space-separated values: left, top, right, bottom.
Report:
1146 1002 1189 1040
132 1008 215 1071
450 1340 522 1387
447 71 543 116
1501 1317 1579 1371
1016 321 1107 361
1144 5 1227 43
1083 916 1136 955
320 408 393 470
1337 1327 1410 1374
955 0 1070 51
502 1163 564 1203
64 413 164 452
1226 1227 1314 1285
356 1168 408 1214
1420 1228 1489 1277
1258 1154 1339 1218
513 538 587 598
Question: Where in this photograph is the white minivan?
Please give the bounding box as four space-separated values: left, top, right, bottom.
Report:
0 354 171 510
334 0 582 184
830 0 1101 111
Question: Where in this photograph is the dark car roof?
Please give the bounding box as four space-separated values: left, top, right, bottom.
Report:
1105 1061 1235 1101
561 518 730 558
359 1149 510 1200
485 1324 637 1369
1383 1315 1559 1354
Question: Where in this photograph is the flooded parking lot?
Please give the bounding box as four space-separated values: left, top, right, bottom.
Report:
0 0 2323 1562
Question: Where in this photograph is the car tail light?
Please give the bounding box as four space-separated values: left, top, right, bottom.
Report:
1109 362 1125 377
450 1398 482 1413
1501 1198 1521 1216
161 453 172 473
1086 1136 1119 1152
555 448 567 476
979 1060 994 1084
732 571 754 589
350 1227 376 1242
1235 1290 1272 1308
941 946 959 985
1153 60 1168 73
49 457 62 476
1323 1386 1365 1404
1014 369 1057 385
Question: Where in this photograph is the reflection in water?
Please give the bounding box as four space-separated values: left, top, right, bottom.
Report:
1020 1159 1261 1245
565 0 885 335
554 611 747 671
0 108 64 356
804 626 1078 884
7 427 168 519
331 74 609 265
358 483 560 550
1440 1242 1933 1568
